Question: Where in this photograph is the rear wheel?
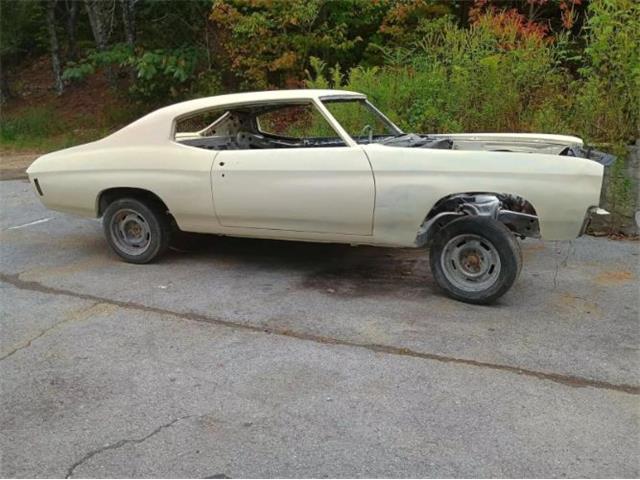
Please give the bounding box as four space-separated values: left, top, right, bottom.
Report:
429 216 522 304
103 198 171 264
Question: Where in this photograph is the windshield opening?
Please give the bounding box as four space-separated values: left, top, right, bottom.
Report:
321 97 402 144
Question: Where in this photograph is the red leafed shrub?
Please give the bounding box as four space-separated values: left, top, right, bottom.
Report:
472 7 550 50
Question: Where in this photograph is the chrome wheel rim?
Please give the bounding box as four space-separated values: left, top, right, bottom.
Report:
440 234 501 292
109 208 151 256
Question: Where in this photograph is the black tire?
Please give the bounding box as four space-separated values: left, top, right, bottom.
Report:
102 197 171 264
429 216 522 304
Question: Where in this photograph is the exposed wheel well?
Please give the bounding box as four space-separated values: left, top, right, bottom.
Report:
97 187 171 218
427 192 538 217
417 192 540 245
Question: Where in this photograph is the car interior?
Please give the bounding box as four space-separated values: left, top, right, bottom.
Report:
175 103 349 150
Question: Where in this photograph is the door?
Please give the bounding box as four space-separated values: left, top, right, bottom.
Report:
212 146 375 235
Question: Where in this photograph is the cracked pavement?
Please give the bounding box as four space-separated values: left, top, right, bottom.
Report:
0 179 639 477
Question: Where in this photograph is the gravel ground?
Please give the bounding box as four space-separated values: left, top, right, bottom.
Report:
1 178 638 478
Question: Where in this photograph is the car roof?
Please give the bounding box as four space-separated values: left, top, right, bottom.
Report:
104 89 365 145
162 89 365 118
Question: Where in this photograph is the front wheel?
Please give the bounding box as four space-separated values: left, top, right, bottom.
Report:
103 198 171 264
429 216 522 304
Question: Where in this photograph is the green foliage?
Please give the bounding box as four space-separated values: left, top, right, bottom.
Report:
574 0 640 144
61 62 95 82
308 2 638 146
190 72 224 98
0 1 44 61
63 44 202 100
209 0 391 89
309 13 569 134
128 47 201 99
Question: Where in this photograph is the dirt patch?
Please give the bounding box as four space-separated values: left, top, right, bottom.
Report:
3 55 133 125
552 291 603 316
2 55 144 158
0 152 38 180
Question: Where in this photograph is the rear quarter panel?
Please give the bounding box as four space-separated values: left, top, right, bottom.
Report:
26 142 218 232
364 145 603 245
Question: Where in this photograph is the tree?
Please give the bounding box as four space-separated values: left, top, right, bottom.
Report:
120 0 138 49
46 0 64 95
0 0 43 103
209 0 391 89
84 0 115 83
64 0 79 60
84 0 112 51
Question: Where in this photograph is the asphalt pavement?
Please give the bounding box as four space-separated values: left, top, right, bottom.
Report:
1 178 638 478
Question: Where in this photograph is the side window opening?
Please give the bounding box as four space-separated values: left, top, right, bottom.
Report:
256 104 339 140
175 109 228 139
174 102 346 151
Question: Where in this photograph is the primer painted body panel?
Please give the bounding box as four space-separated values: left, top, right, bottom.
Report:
27 142 219 233
212 147 375 235
363 145 603 244
26 89 604 247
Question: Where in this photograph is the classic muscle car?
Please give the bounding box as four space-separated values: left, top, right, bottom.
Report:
26 89 613 303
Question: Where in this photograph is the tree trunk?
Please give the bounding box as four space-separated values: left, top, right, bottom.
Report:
47 0 64 95
84 0 109 51
64 0 78 60
84 0 114 84
121 0 136 49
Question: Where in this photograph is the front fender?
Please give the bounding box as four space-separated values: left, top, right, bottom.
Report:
364 145 604 246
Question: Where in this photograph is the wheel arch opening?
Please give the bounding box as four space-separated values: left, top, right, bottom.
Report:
97 187 171 218
417 191 540 245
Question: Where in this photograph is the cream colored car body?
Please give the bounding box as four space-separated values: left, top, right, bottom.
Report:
26 89 604 247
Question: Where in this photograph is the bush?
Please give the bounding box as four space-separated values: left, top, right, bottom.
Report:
63 44 203 101
574 0 640 145
308 12 570 134
309 2 637 144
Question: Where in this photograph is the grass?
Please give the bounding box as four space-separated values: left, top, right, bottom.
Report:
0 104 140 153
1 106 90 151
0 131 98 152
